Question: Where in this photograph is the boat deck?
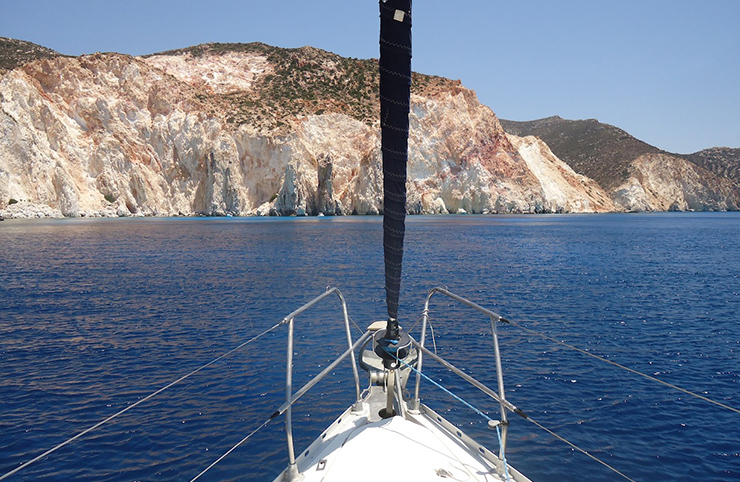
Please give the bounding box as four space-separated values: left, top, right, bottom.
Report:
273 386 530 482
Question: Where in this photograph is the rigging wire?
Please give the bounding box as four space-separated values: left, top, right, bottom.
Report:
406 311 426 333
428 317 438 355
189 415 274 482
0 320 285 482
324 285 364 336
408 310 438 354
346 313 366 336
523 416 637 482
506 320 740 415
398 346 636 482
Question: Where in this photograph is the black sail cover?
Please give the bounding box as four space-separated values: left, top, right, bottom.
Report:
379 0 411 332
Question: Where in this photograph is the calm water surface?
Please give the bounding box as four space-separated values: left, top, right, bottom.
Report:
0 213 738 481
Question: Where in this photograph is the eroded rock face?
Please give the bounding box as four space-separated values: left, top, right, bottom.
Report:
500 115 740 213
2 45 726 219
613 153 740 212
507 135 616 213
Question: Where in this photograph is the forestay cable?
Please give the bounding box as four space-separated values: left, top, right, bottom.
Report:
380 0 412 322
507 320 740 415
0 320 284 481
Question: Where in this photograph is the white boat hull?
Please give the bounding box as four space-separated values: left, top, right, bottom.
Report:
273 386 531 482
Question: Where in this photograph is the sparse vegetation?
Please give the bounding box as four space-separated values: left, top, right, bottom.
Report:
500 117 662 191
0 37 64 72
152 42 457 133
686 148 740 187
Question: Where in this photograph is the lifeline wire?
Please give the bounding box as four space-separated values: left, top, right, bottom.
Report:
523 415 637 482
399 351 638 482
508 320 740 415
0 320 284 482
189 416 274 482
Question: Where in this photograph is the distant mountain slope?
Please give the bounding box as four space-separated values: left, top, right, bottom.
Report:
0 37 63 72
500 116 739 212
500 116 662 191
685 147 740 187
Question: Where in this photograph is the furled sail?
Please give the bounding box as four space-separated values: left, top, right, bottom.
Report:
379 0 412 336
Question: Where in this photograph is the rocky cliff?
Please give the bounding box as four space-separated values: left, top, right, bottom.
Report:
685 147 740 188
501 116 740 212
0 42 620 218
0 41 734 219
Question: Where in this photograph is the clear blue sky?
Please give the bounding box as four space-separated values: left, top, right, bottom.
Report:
2 0 738 153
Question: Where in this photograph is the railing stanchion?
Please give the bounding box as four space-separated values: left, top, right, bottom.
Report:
414 286 514 476
412 295 432 411
337 291 362 404
277 287 363 481
284 316 300 481
491 315 509 475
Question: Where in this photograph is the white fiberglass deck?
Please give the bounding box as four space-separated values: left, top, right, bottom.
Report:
272 387 531 482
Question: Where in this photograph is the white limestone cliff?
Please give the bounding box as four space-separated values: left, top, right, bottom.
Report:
507 134 616 213
0 50 630 219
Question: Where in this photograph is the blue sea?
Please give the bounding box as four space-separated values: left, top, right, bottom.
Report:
1 213 738 481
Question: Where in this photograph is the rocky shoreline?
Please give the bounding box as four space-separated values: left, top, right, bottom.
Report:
2 41 738 219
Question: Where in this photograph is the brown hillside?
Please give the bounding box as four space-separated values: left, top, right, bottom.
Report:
500 116 662 191
0 37 65 72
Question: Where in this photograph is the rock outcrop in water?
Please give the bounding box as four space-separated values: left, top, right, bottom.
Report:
0 40 736 218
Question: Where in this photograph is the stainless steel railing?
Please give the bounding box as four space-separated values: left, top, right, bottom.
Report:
412 287 515 470
276 287 365 482
276 286 518 480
